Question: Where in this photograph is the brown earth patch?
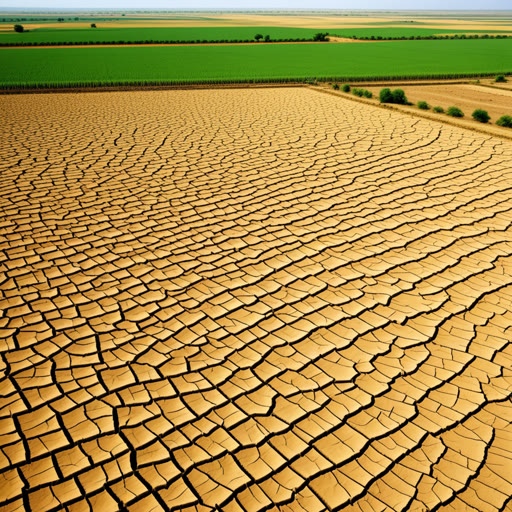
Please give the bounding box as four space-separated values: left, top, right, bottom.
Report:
2 87 512 511
361 82 512 125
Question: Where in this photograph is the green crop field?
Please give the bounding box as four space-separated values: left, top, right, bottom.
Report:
1 25 511 46
0 26 332 45
1 39 511 88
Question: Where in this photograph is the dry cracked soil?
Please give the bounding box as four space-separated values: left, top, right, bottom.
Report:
1 87 512 512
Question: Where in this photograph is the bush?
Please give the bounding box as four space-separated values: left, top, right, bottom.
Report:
91 23 96 28
472 109 490 123
379 88 393 103
496 115 512 127
363 90 373 99
433 106 444 113
447 106 464 117
391 89 408 105
379 88 409 105
264 35 270 42
14 24 24 32
495 75 507 83
417 101 430 110
341 84 350 92
352 88 364 97
254 34 263 42
332 83 339 90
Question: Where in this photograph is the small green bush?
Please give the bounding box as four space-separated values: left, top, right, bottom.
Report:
391 89 408 105
472 109 490 123
14 24 24 32
352 88 363 97
379 88 408 105
332 83 339 90
495 75 507 83
417 101 430 110
496 115 512 127
379 88 393 103
363 90 373 99
433 106 444 113
447 106 464 118
341 84 350 92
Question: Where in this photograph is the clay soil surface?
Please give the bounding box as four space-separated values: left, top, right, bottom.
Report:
2 88 512 511
361 82 512 127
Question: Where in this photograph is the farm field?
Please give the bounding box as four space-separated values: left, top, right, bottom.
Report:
2 10 512 30
2 86 512 511
351 82 512 128
1 39 512 88
2 26 511 45
0 26 333 45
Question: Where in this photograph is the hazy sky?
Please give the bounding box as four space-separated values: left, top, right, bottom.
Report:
2 0 512 9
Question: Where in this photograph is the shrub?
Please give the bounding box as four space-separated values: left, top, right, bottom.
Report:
433 106 444 113
264 35 270 42
379 88 409 105
341 84 350 92
91 23 96 28
472 109 490 123
332 83 339 90
496 115 512 127
495 75 507 82
363 90 373 99
379 88 393 103
447 106 464 117
418 101 430 110
391 89 408 105
254 34 263 42
14 24 24 32
352 88 363 97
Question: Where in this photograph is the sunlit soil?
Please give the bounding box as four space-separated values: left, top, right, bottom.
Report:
1 88 512 511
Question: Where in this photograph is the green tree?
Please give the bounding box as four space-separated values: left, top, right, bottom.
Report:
91 23 97 28
14 24 24 33
264 34 270 42
254 34 263 42
313 32 328 41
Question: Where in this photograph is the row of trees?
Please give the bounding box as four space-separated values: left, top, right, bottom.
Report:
343 34 511 41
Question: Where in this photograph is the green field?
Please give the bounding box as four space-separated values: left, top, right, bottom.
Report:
0 27 331 45
1 26 511 45
1 39 511 88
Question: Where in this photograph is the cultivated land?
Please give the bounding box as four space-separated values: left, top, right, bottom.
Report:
2 87 512 511
365 83 512 124
2 39 512 88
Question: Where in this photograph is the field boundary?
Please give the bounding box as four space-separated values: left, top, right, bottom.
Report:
0 82 307 95
2 72 512 92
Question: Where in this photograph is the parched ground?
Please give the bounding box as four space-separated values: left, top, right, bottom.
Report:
1 88 512 512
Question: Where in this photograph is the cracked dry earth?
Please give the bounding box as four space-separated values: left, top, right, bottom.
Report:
1 87 512 512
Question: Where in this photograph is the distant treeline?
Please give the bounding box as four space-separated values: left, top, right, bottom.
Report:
336 33 512 41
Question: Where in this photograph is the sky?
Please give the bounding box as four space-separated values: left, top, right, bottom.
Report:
1 0 511 9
